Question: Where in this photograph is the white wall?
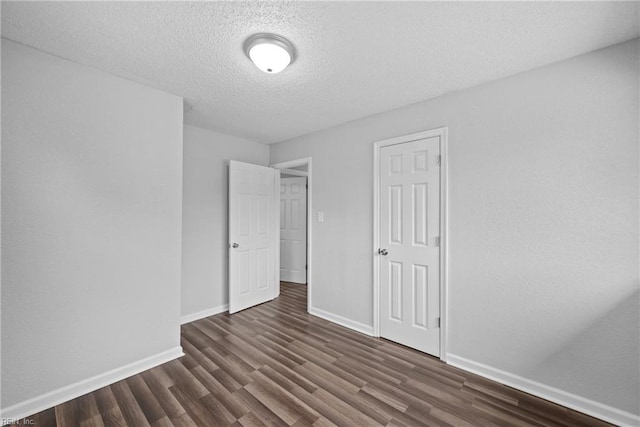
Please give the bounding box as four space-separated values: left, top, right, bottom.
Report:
270 39 639 420
1 40 184 415
181 125 269 321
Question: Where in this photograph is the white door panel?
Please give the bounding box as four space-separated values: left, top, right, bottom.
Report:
379 137 441 356
280 177 307 284
229 161 278 313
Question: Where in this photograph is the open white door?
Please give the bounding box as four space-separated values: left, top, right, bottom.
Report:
280 177 307 284
229 160 279 314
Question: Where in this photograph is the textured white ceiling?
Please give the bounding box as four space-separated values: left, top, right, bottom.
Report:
2 2 638 144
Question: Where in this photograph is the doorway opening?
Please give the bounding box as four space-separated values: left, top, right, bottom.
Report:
271 157 312 313
280 173 307 284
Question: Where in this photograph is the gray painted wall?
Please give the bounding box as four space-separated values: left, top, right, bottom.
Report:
1 40 183 408
181 125 269 319
270 39 639 415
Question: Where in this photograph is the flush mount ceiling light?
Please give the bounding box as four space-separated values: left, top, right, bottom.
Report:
244 33 296 74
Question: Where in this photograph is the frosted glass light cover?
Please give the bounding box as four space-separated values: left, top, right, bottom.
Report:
249 43 291 73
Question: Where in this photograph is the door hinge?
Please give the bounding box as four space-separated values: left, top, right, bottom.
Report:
436 317 441 328
306 183 308 189
437 155 442 166
305 264 307 270
435 236 441 247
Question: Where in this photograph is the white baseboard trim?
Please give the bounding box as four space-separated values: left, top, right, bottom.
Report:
309 306 374 336
446 354 640 427
0 346 184 425
181 304 228 324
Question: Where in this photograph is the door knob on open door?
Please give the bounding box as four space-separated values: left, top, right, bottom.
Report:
378 248 388 256
232 243 239 248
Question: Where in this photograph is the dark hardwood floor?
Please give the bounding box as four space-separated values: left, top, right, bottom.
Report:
24 282 611 426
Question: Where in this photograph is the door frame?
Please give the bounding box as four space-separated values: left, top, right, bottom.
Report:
373 128 449 361
271 157 313 313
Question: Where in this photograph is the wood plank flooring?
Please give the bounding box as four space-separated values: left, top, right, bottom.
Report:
23 282 611 426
